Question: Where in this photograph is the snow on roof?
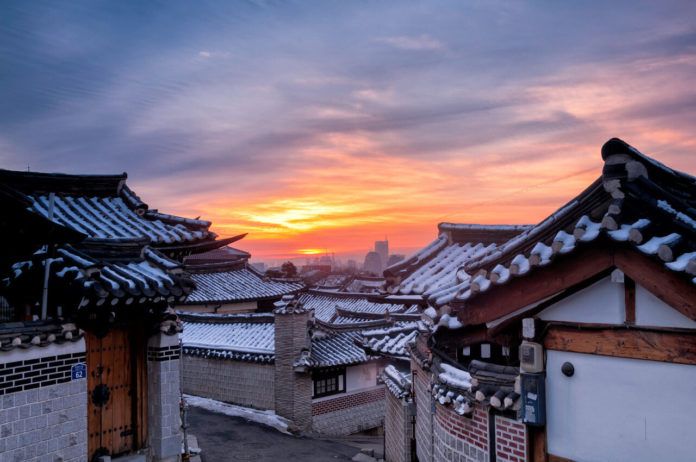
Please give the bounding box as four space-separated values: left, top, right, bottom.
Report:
7 244 194 305
0 169 214 246
28 194 208 245
437 139 696 315
380 365 411 399
299 290 419 325
389 242 495 297
304 331 367 368
181 313 275 363
361 325 419 359
432 359 520 416
185 264 304 304
342 276 385 294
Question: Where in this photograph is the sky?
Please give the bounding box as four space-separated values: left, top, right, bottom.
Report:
1 1 696 264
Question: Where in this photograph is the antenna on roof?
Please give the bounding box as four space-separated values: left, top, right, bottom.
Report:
27 164 30 172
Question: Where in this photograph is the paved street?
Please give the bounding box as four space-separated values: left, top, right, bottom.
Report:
188 406 361 461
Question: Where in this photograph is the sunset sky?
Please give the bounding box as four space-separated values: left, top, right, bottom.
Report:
1 1 695 264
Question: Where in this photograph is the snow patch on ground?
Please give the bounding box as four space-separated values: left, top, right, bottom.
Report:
184 394 291 434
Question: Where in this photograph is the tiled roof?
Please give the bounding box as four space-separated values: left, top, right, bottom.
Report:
184 246 250 264
385 225 529 298
314 274 352 291
435 139 696 312
184 262 304 304
299 290 419 325
180 312 275 363
360 325 419 359
5 244 194 305
0 169 214 246
303 331 367 368
343 276 385 294
380 365 411 399
432 359 519 416
0 321 83 352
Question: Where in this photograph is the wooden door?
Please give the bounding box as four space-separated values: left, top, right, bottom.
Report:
87 328 140 459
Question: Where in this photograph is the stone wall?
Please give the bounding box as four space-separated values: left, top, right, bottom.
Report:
384 390 413 462
434 404 489 462
182 356 275 410
412 359 433 462
311 386 385 436
0 341 88 462
147 334 183 462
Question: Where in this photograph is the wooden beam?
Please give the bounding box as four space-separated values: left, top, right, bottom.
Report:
548 455 575 462
624 275 636 325
529 425 548 462
615 248 696 321
457 246 614 326
543 325 696 365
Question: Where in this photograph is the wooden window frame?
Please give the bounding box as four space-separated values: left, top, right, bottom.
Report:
312 367 346 398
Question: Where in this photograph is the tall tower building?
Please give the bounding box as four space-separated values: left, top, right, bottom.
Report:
375 239 389 271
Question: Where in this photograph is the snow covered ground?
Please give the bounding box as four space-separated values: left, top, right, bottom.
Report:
184 394 291 434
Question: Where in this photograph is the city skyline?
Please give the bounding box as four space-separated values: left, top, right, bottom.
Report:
2 1 695 260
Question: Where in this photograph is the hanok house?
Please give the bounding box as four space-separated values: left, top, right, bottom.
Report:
0 169 233 462
399 139 696 462
180 288 424 436
374 223 529 462
179 242 304 314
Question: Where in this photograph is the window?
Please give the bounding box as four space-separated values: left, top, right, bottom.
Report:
312 367 346 398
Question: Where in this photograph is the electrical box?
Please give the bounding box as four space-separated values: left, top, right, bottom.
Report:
521 373 546 426
519 340 544 373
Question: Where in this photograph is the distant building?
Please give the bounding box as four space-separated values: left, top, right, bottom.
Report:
386 254 405 267
375 240 389 271
363 251 383 275
251 261 267 272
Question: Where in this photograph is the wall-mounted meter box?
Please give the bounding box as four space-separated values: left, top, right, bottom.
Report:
519 340 544 373
521 372 546 426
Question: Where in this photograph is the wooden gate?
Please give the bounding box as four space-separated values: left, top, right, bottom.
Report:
86 328 147 460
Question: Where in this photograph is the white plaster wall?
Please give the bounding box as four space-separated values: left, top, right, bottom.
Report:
538 277 624 324
635 284 696 329
346 362 378 392
546 350 696 462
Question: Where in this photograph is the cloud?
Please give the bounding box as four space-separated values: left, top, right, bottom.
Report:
1 1 695 261
376 34 444 51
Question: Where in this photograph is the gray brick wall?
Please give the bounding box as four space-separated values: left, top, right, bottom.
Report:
182 356 275 410
0 378 87 462
274 310 312 432
384 391 413 462
147 335 183 462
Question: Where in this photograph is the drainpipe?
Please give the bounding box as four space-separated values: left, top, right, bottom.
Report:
40 193 55 320
180 337 191 460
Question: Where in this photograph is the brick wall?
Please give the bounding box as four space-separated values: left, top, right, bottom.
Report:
384 390 413 462
433 404 488 462
412 359 433 462
147 334 183 462
311 387 385 436
182 355 275 410
495 415 527 462
0 343 88 462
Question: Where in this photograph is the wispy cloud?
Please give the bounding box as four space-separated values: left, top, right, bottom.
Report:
0 1 695 261
376 34 444 51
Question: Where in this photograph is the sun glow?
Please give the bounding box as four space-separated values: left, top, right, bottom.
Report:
297 248 326 255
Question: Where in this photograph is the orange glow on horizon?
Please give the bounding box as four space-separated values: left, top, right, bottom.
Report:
135 57 696 264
